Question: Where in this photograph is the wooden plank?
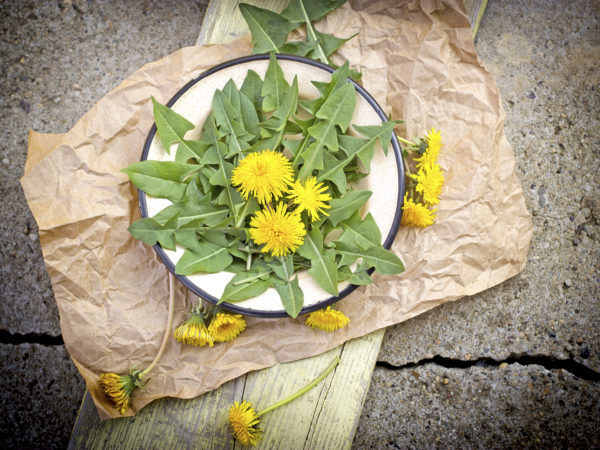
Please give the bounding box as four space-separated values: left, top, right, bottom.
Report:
69 377 245 450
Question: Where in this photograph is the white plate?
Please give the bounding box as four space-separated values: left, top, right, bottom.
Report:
140 54 404 317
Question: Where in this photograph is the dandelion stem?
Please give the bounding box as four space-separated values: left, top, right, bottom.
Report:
141 272 176 377
256 355 340 417
397 136 414 146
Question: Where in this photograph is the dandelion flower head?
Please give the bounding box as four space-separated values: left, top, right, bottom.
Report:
174 311 214 347
249 203 306 257
231 150 294 205
411 161 444 206
208 312 246 343
228 401 263 446
401 194 436 228
288 177 332 222
415 128 442 168
305 306 350 333
99 370 142 414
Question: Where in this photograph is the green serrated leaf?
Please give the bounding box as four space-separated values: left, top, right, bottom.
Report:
310 29 355 60
175 242 233 275
336 211 381 250
219 269 273 303
261 53 290 112
212 90 252 157
121 161 198 202
353 120 401 157
314 82 356 133
240 70 264 111
281 0 347 23
152 204 181 226
175 139 211 163
335 242 404 275
239 3 296 54
280 40 317 56
128 216 179 250
297 228 338 295
273 276 304 318
327 190 371 226
152 97 195 155
297 140 325 179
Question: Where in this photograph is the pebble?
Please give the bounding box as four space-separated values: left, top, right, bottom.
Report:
2 157 9 165
499 362 509 369
443 378 449 385
28 233 38 242
564 279 573 288
582 207 591 219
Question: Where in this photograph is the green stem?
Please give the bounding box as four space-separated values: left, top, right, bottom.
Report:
141 272 176 377
256 355 340 417
397 136 413 147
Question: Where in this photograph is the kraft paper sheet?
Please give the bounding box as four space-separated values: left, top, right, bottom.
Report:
20 0 532 419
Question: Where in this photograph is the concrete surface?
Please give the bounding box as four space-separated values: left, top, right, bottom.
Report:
0 0 598 449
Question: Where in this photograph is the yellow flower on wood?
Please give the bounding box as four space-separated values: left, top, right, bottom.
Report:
401 194 436 228
415 128 442 168
305 306 350 332
174 311 214 347
228 401 263 447
208 312 246 343
249 203 306 257
287 177 332 222
410 161 444 206
99 370 142 414
231 150 294 205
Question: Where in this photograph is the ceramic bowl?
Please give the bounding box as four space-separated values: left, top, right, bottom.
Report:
140 54 404 317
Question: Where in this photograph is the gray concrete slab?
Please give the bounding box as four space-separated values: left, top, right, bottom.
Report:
353 364 600 448
380 0 600 371
0 0 209 335
0 343 86 449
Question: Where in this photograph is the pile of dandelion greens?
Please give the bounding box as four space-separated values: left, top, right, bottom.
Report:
122 54 404 318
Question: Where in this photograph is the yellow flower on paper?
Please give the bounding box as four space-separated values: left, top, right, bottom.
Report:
305 306 350 332
411 161 444 206
287 177 332 222
99 370 142 414
208 312 246 343
249 203 306 257
228 401 263 447
174 310 214 347
401 194 436 228
231 150 294 205
415 128 442 168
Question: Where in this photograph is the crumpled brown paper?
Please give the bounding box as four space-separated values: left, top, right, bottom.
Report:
20 0 532 419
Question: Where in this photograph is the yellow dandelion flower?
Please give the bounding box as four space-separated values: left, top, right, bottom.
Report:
410 161 444 206
401 194 436 228
287 177 332 222
174 309 214 347
99 369 143 414
305 306 350 332
415 128 442 168
228 401 263 447
249 203 306 257
208 312 246 343
231 150 294 205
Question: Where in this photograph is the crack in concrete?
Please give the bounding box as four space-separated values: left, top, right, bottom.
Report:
376 354 600 382
0 329 64 346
